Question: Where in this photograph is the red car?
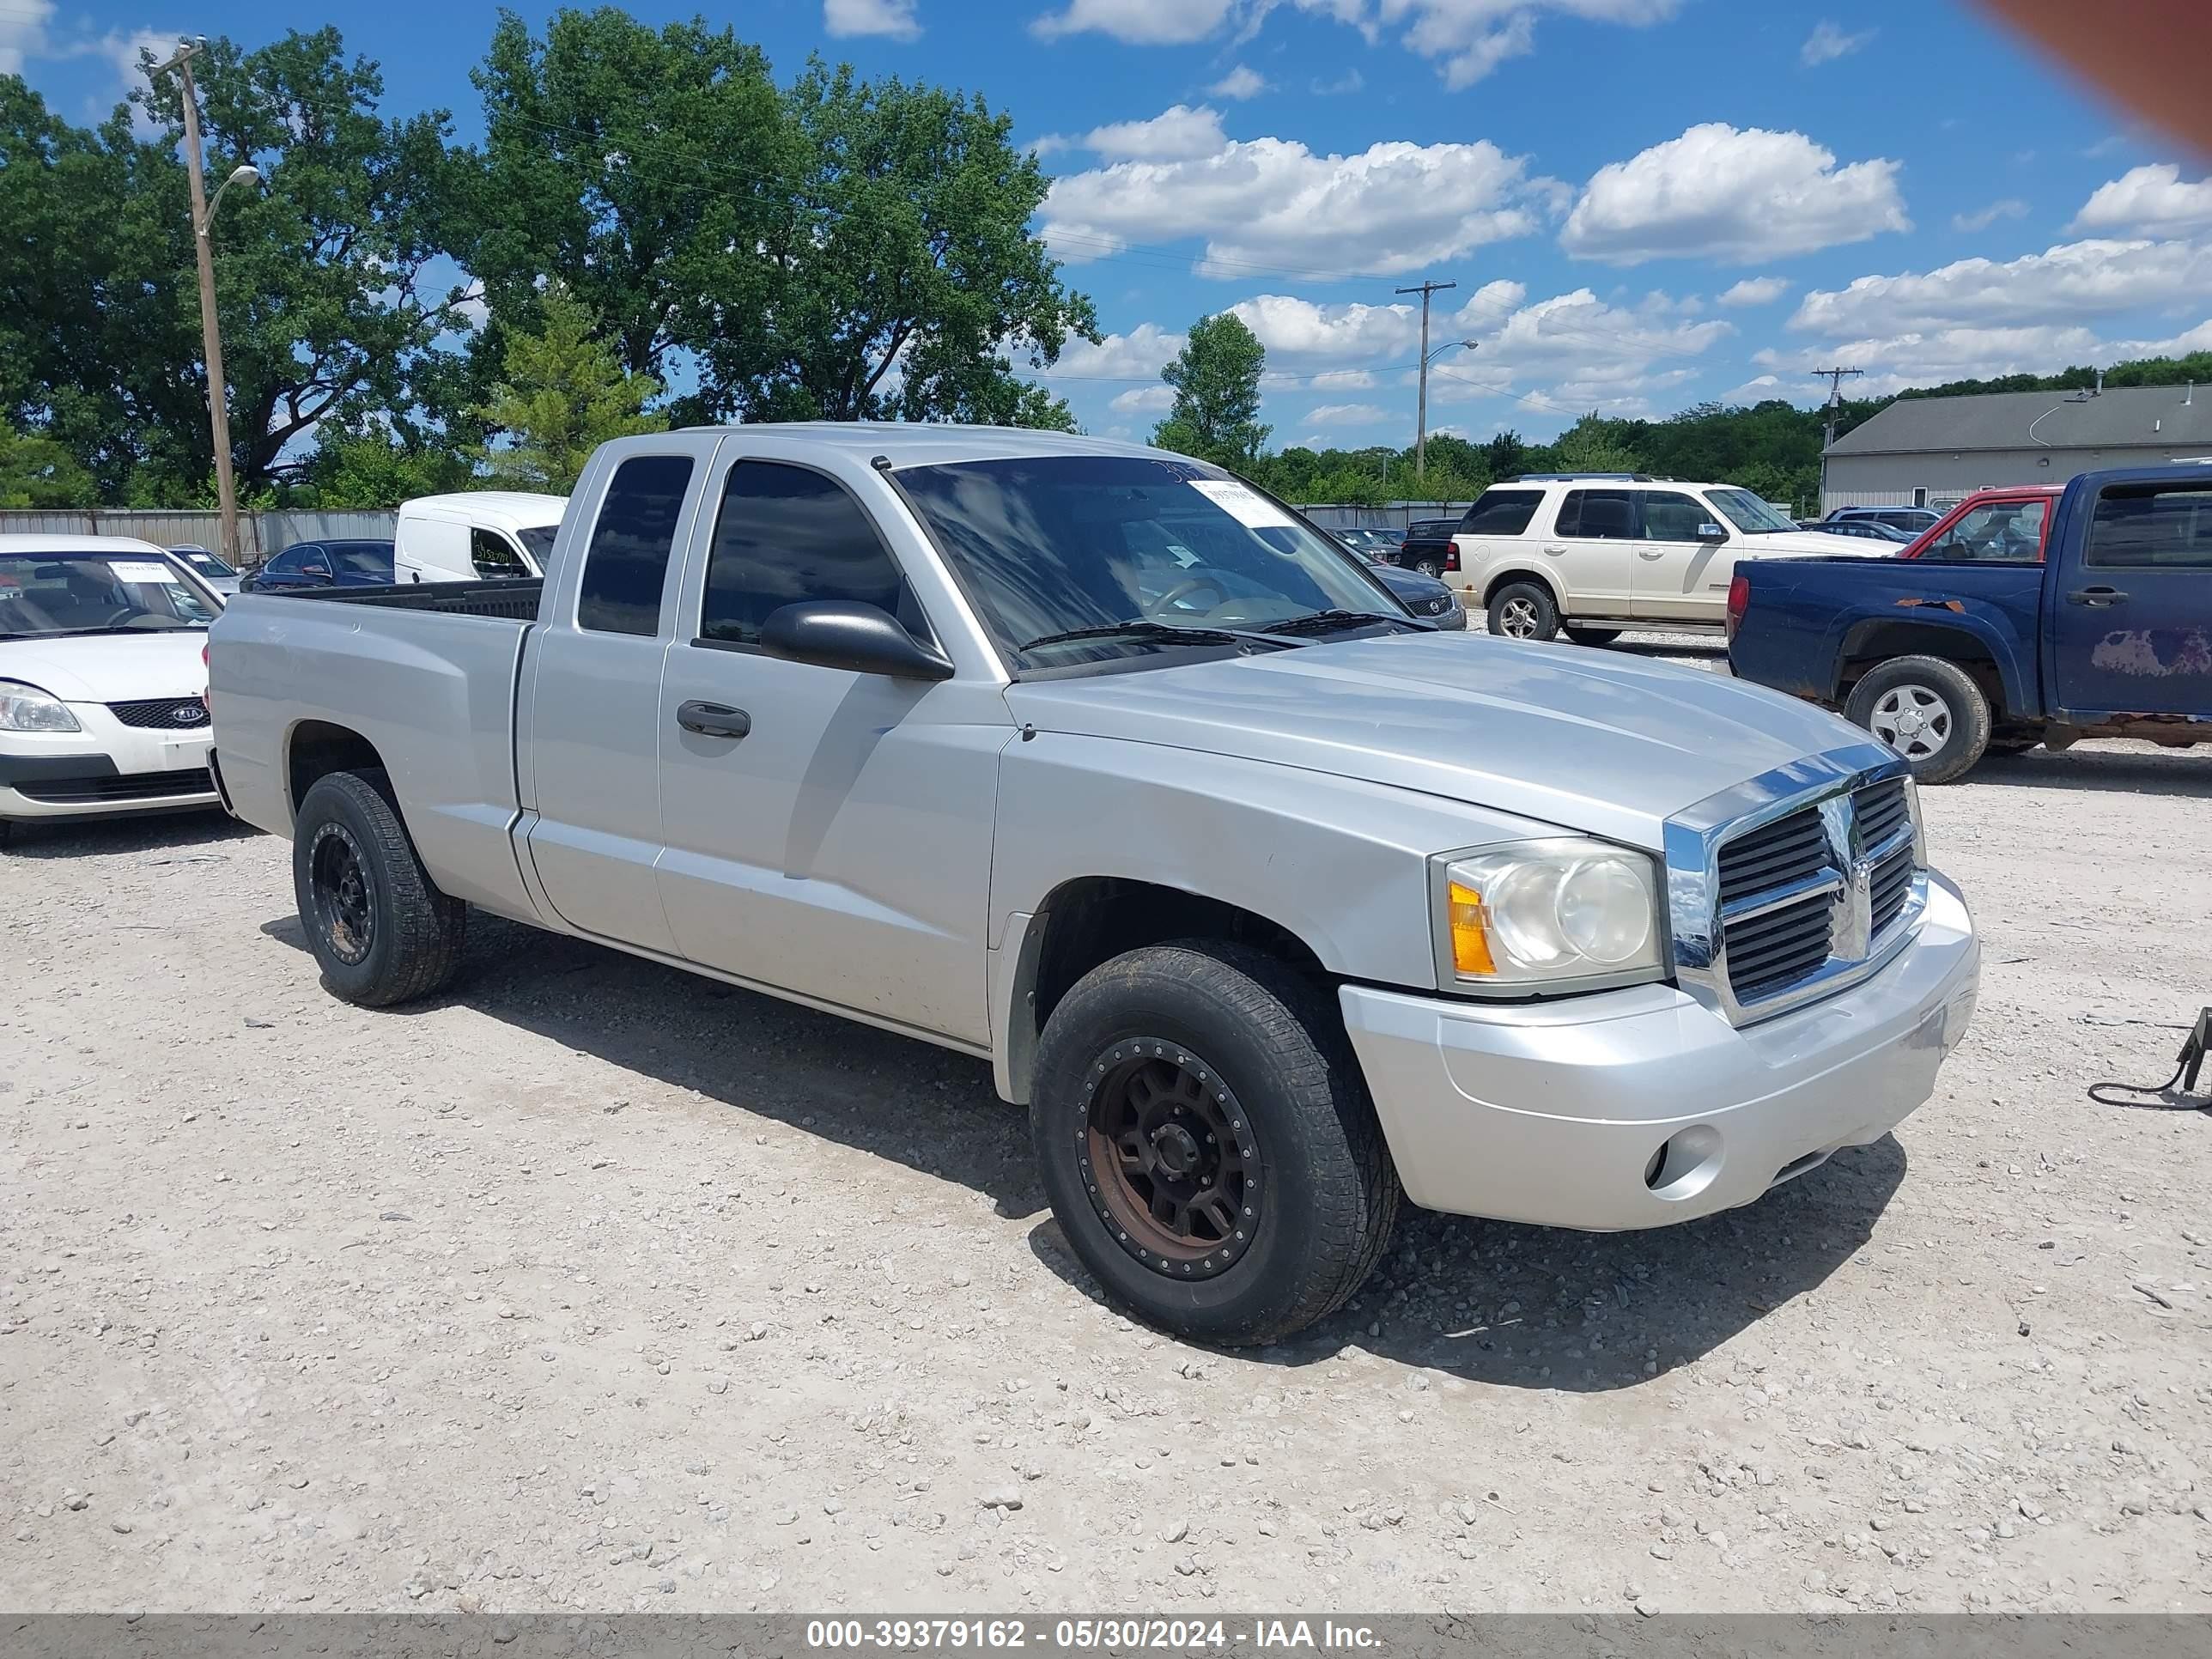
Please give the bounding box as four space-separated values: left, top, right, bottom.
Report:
1895 484 2064 562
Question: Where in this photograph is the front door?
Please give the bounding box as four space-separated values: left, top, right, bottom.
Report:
523 447 709 954
1547 487 1638 618
2051 477 2212 719
653 458 1001 1046
1631 490 1729 622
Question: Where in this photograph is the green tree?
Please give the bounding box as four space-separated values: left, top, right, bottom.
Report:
301 426 477 507
0 420 95 507
470 283 665 491
1550 413 1645 475
1152 313 1269 467
137 29 480 493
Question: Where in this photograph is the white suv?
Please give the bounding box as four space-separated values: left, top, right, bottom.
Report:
1450 477 1869 641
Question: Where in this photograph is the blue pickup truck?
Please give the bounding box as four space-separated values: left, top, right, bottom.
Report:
1728 464 2212 782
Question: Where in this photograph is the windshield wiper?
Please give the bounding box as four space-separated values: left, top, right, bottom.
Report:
1260 608 1427 638
1018 620 1304 654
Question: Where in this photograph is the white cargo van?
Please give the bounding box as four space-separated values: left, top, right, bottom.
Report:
393 492 566 585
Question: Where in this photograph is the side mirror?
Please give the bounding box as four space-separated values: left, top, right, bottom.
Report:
1696 521 1728 542
759 600 954 681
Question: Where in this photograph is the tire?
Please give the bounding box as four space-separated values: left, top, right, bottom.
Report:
1030 940 1400 1347
1486 580 1559 641
1414 557 1446 580
1844 656 1992 784
1564 627 1622 647
291 769 466 1006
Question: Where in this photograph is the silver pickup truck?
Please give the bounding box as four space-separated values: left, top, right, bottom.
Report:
209 425 1981 1346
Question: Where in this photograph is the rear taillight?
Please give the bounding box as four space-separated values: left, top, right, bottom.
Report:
1725 574 1749 641
1444 546 1460 572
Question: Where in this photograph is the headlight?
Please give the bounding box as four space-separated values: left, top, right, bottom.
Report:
1434 837 1663 993
0 681 80 733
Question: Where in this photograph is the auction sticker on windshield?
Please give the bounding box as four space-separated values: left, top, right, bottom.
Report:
1188 479 1296 530
109 562 179 584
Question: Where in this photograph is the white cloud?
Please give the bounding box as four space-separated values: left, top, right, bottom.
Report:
1560 123 1909 265
1109 384 1177 412
1718 276 1790 307
1311 69 1364 94
1800 20 1873 65
1230 295 1424 362
1373 0 1680 90
2070 163 2212 235
1077 105 1229 161
1043 132 1549 277
1306 401 1390 424
1031 0 1241 43
1029 0 1677 85
1208 64 1267 99
1037 322 1186 380
1789 236 2212 337
1755 317 2212 398
824 0 922 37
0 0 53 73
1951 198 2027 233
1717 374 1790 403
1308 367 1378 389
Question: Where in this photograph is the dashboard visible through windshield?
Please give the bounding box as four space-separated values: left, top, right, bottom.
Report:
0 551 218 639
896 455 1413 671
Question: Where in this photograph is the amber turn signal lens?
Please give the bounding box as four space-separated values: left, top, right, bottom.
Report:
1447 879 1496 976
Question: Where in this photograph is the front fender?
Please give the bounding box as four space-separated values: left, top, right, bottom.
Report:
985 733 1570 1095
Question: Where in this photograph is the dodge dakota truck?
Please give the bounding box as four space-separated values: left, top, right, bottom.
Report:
1729 465 2212 783
208 425 1981 1345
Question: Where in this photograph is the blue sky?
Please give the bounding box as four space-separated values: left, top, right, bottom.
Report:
9 0 2211 447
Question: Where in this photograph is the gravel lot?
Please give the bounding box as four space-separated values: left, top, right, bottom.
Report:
5 646 2211 1615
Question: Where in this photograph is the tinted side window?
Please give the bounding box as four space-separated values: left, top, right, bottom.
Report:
1559 489 1635 539
701 462 922 648
264 550 301 576
1640 494 1709 542
579 454 695 635
2089 485 2212 569
471 527 528 579
1923 501 2047 562
1459 490 1541 537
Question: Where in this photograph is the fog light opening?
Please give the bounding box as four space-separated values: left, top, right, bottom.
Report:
1644 1125 1723 1201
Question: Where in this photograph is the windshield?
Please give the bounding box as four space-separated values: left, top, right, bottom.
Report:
0 550 217 638
173 546 236 578
898 456 1406 668
1705 488 1797 535
519 525 558 564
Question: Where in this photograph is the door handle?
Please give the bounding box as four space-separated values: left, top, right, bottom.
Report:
1638 550 1664 560
1542 544 1566 556
677 700 751 739
2066 586 2129 607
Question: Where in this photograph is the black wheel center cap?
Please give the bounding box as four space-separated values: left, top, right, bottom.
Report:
1152 1121 1202 1176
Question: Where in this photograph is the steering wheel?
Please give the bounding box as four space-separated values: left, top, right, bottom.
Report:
99 606 141 627
1151 575 1228 614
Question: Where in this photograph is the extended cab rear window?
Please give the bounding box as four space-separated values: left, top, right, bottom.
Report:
1458 490 1542 537
2089 483 2212 568
579 454 696 635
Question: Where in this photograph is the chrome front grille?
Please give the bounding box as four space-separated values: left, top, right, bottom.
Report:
1664 746 1929 1025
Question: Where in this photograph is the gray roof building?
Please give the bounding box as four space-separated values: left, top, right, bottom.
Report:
1820 382 2212 513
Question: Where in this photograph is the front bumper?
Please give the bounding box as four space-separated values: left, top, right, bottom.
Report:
0 703 218 822
1340 871 1979 1230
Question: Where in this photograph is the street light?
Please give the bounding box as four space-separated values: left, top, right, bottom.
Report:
153 41 260 568
1414 339 1477 480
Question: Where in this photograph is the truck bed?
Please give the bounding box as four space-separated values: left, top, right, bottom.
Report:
283 578 544 623
1729 555 2044 706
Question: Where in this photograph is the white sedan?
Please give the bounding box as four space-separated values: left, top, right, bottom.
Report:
0 536 227 841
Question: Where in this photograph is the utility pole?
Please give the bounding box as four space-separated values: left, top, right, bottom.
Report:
1811 365 1862 517
1812 365 1863 453
1397 279 1455 481
159 40 241 568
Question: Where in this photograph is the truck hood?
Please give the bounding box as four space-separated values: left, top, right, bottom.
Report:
1737 529 1896 556
1005 635 1871 850
0 631 210 703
